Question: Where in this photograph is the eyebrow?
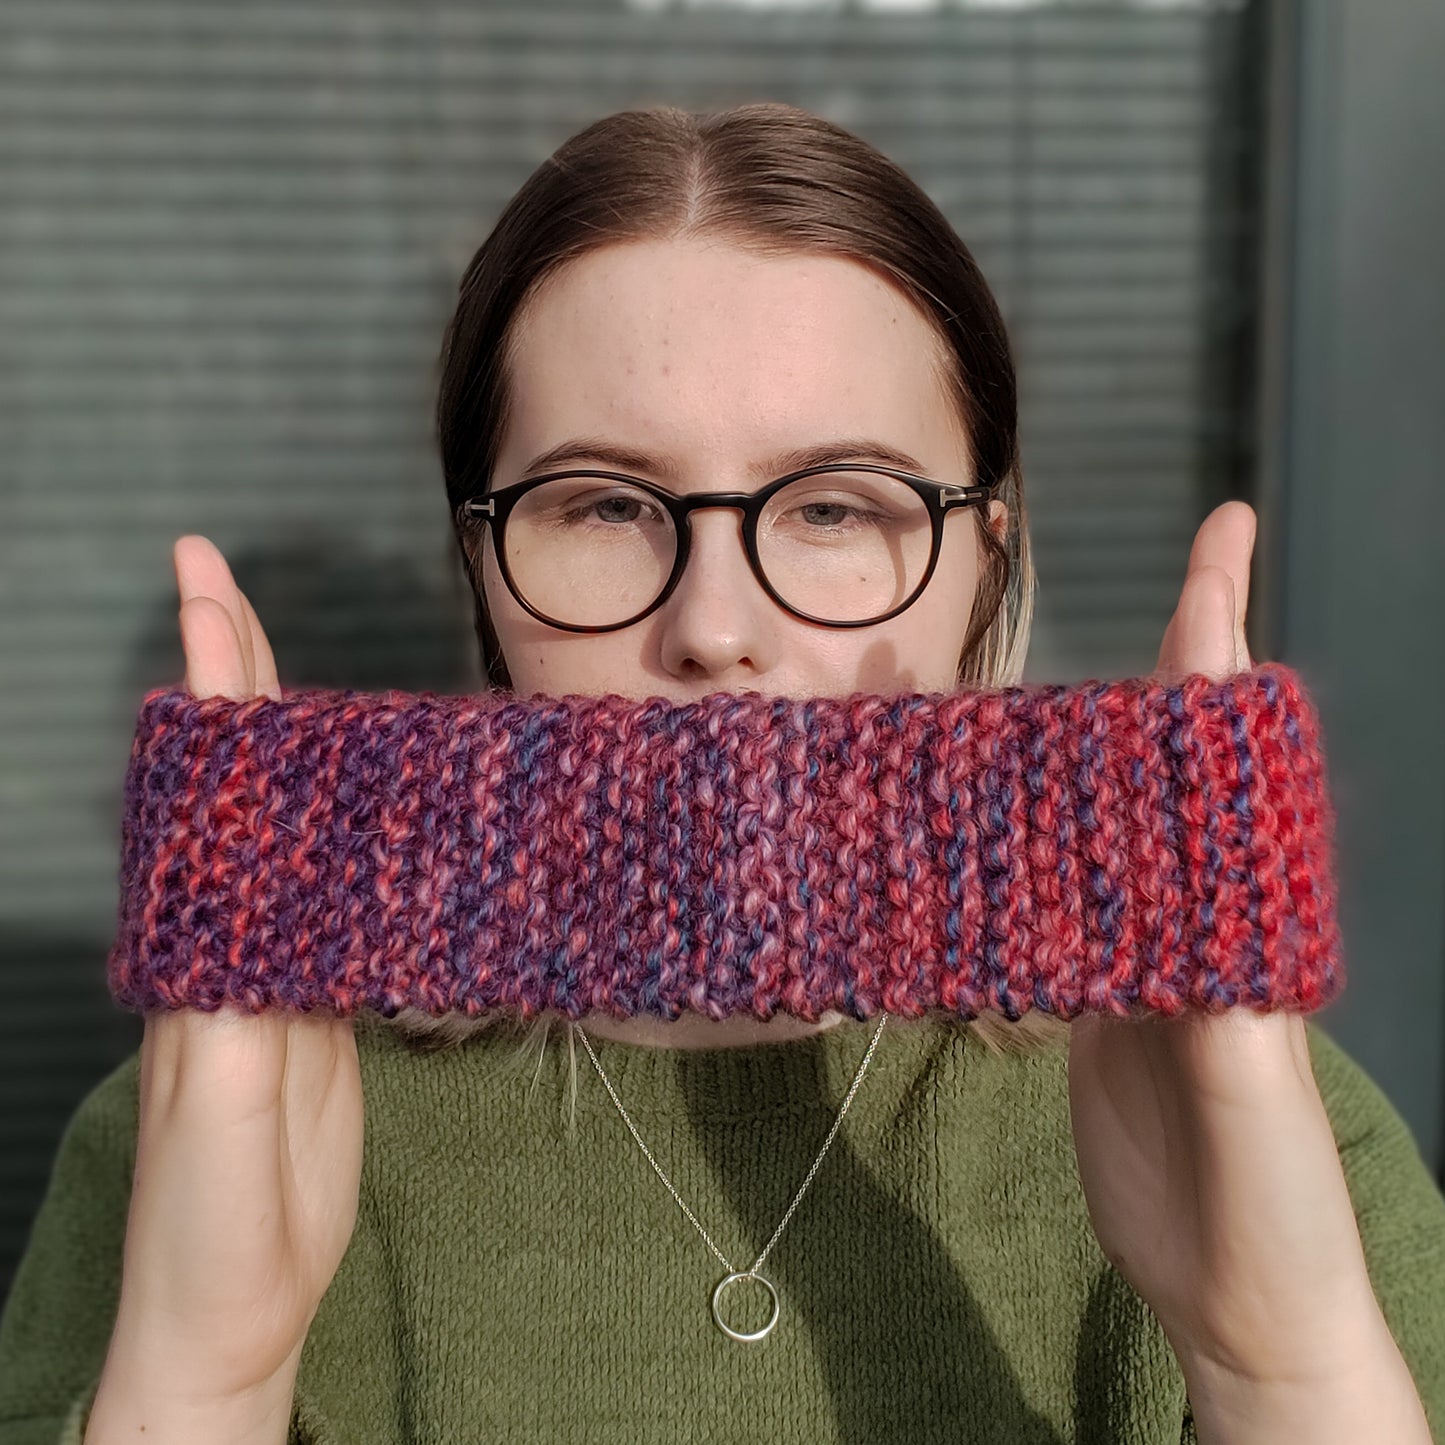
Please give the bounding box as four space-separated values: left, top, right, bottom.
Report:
518 436 929 484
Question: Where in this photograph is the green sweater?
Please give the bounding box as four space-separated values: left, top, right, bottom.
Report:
3 1010 1444 1444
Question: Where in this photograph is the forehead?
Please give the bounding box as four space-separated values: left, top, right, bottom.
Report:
499 237 964 470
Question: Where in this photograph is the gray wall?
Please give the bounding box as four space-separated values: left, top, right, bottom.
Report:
1255 0 1445 1174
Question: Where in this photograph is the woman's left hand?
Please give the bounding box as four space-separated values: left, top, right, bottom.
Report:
1066 500 1382 1389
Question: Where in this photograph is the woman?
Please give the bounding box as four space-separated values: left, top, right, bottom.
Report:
2 102 1443 1445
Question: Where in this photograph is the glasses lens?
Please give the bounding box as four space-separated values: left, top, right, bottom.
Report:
759 470 933 622
505 477 677 628
502 471 933 628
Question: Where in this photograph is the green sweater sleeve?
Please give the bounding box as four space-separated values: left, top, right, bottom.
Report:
0 1050 138 1445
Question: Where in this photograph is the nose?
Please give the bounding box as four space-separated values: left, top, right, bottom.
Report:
670 500 754 590
655 501 774 680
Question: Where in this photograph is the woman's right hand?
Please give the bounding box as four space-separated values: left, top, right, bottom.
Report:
94 536 365 1418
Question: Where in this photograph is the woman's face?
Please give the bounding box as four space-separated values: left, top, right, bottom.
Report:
481 234 1006 704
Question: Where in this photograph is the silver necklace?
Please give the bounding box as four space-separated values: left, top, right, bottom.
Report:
574 1010 890 1343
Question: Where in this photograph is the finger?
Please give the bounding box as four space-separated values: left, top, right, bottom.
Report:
1155 502 1256 685
139 1004 289 1120
280 1012 356 1148
164 1007 290 1127
237 587 283 702
1156 567 1238 685
1183 500 1254 672
173 535 258 691
179 595 251 700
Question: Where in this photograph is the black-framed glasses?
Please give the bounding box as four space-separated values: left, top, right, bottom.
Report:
461 463 997 632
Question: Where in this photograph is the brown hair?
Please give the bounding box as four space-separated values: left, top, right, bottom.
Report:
392 101 1068 1085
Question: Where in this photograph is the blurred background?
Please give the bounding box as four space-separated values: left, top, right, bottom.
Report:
2 0 1442 1302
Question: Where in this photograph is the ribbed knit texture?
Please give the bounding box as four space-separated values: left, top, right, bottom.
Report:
106 662 1343 1023
4 1011 1444 1444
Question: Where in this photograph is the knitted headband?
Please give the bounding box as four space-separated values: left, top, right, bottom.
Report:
105 662 1344 1024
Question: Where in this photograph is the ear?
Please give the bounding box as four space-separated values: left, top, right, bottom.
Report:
986 498 1008 543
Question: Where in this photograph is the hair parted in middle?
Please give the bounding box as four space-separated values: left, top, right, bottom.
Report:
388 100 1068 1114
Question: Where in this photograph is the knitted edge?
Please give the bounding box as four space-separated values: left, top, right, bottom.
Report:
105 663 1344 1022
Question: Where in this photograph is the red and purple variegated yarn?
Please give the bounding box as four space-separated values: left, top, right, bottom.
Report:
104 662 1344 1024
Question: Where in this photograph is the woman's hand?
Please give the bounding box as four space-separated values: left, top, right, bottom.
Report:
94 536 365 1418
1065 502 1389 1392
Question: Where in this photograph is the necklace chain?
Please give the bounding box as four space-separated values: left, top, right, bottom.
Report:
574 1011 890 1342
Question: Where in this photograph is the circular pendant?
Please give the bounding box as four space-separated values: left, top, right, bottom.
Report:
711 1269 780 1342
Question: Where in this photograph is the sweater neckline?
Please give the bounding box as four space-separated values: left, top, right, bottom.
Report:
477 1008 967 1124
